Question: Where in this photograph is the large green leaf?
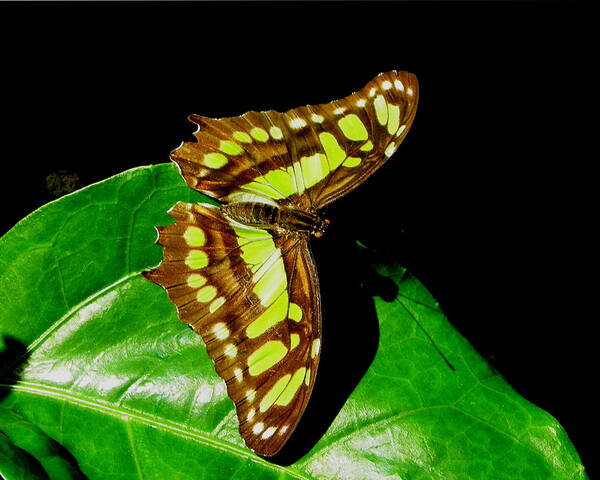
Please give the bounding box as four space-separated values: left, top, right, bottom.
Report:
0 164 587 479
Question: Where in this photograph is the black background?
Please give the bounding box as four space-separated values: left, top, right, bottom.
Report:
2 1 593 476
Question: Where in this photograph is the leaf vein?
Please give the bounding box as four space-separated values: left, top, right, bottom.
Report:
4 381 311 480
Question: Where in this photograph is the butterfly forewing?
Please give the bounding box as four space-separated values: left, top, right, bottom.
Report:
303 71 418 208
171 71 418 209
173 110 305 207
144 202 321 456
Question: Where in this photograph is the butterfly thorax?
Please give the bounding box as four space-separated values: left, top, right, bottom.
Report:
222 202 329 237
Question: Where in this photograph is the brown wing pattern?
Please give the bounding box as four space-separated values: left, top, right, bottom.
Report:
240 234 321 456
300 71 418 208
172 111 306 206
143 202 321 456
146 71 419 456
170 70 418 209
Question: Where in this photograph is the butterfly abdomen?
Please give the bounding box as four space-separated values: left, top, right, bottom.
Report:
222 202 328 237
221 202 279 229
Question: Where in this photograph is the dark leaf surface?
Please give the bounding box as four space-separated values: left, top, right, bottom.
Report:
0 164 588 479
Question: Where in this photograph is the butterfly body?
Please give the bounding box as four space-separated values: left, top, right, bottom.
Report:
145 71 418 456
221 202 329 238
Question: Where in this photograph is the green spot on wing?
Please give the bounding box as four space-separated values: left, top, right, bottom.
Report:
243 181 285 200
260 375 291 412
247 340 288 376
233 131 252 143
319 132 346 170
289 302 302 322
187 273 206 289
360 140 374 151
203 152 228 169
246 293 289 339
183 226 206 247
374 95 388 125
387 104 400 135
186 250 209 269
220 140 244 156
275 367 306 406
209 296 225 313
254 168 296 198
338 114 369 141
343 157 361 168
233 226 272 240
253 255 287 306
197 285 217 303
250 127 269 142
238 238 276 266
300 153 330 188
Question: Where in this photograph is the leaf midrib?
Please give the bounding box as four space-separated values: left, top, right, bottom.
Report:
4 381 310 480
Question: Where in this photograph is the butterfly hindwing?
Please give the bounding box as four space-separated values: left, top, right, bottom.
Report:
171 70 418 209
239 233 321 456
143 202 321 456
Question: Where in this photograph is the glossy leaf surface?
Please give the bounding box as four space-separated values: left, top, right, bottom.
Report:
0 164 588 479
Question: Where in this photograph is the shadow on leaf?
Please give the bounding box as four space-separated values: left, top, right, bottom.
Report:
270 226 398 464
0 335 30 403
0 335 88 479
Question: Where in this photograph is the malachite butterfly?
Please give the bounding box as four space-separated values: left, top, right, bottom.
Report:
144 71 419 456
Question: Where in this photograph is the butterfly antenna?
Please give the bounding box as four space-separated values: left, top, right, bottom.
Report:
397 298 455 371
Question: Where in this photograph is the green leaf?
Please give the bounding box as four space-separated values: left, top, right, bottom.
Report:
0 407 85 479
0 164 588 479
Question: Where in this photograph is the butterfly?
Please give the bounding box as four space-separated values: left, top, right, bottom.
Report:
143 71 418 456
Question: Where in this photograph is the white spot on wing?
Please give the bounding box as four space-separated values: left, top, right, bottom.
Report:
262 426 277 439
395 125 406 137
269 126 283 140
252 422 264 434
385 142 397 157
311 338 321 358
289 118 307 129
223 344 237 358
212 322 229 340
